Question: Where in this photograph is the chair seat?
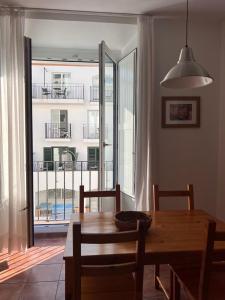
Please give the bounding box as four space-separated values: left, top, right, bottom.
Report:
81 274 135 300
173 265 225 300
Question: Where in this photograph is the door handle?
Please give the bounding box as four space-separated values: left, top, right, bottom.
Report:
103 142 111 147
20 206 29 212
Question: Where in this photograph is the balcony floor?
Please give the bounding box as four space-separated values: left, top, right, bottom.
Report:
0 236 189 300
34 220 69 225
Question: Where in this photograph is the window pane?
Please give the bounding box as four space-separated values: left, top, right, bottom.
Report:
118 51 136 196
104 54 114 189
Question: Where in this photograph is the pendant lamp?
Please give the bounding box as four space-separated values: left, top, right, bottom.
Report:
160 0 213 89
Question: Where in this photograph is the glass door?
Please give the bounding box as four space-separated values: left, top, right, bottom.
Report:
118 50 137 198
99 41 117 191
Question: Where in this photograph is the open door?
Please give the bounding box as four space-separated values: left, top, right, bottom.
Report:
99 41 118 191
99 42 137 211
24 37 34 247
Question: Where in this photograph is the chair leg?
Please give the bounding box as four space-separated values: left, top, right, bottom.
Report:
154 264 160 289
169 269 174 300
173 275 180 300
135 269 144 300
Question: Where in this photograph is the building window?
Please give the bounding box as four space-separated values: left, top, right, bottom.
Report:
86 110 99 139
48 109 70 138
51 109 68 124
52 72 71 88
88 110 99 125
87 147 99 170
43 147 76 170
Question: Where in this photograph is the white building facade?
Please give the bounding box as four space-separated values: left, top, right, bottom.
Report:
32 61 102 222
32 61 100 167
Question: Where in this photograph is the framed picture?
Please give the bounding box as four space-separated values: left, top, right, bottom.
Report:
162 96 200 128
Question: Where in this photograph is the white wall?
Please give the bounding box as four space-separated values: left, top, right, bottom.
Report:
152 18 221 216
121 33 137 57
25 19 137 52
25 18 137 61
216 21 225 221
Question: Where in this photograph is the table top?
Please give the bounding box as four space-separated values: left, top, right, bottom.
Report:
64 210 225 265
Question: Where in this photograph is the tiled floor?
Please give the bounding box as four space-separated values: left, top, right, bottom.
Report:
0 237 187 300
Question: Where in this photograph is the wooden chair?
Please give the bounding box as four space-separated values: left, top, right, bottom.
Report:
79 184 121 213
152 184 194 300
72 220 146 300
173 220 225 300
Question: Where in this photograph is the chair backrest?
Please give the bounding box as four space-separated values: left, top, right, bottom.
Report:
42 87 49 93
72 220 146 300
199 220 225 300
152 184 194 211
79 184 121 213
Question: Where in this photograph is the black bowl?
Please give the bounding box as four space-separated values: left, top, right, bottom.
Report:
115 211 152 232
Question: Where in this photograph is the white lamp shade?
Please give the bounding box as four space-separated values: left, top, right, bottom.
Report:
160 46 213 89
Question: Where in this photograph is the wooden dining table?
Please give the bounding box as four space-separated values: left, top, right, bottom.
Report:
63 210 225 300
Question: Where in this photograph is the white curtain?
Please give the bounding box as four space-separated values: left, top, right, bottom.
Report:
0 8 27 253
135 15 153 211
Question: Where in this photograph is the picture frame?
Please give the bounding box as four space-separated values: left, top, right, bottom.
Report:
161 96 200 128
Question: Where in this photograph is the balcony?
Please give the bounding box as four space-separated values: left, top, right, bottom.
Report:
33 160 113 223
90 86 113 102
83 124 99 140
45 123 72 140
32 83 84 100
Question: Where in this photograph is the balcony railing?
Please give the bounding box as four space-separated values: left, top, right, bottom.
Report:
32 83 84 100
45 123 72 139
90 86 113 102
83 124 99 139
33 160 113 223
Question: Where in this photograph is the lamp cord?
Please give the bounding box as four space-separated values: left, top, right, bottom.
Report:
185 0 189 47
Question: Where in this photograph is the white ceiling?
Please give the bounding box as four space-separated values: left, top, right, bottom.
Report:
1 0 225 18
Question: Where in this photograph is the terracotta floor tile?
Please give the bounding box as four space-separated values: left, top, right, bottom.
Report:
55 280 65 300
0 283 24 300
38 252 64 265
27 264 62 282
0 238 190 300
59 264 65 281
19 281 58 300
1 269 30 284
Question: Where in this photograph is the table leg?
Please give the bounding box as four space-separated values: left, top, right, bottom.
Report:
65 259 73 300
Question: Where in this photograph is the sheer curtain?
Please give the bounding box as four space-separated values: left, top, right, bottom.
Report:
0 8 27 253
135 15 154 211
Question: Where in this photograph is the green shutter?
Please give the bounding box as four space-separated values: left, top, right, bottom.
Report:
96 148 99 162
43 147 53 170
88 148 95 160
88 147 99 170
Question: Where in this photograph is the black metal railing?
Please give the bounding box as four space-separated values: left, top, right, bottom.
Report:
33 160 113 222
90 86 113 102
32 83 84 100
45 123 72 139
83 124 99 139
33 160 103 172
